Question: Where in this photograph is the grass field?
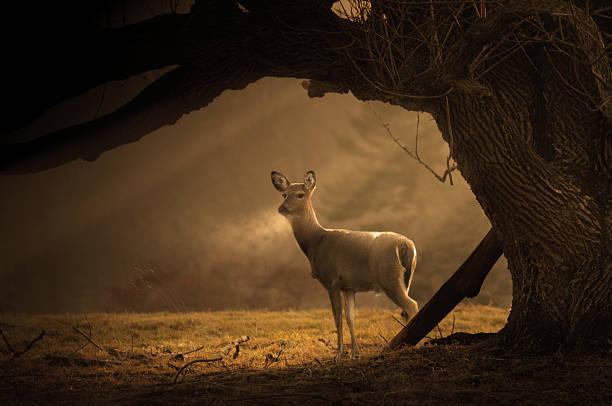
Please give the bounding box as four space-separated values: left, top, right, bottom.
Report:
1 304 610 405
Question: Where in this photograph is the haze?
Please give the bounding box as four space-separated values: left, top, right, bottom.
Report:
0 77 510 313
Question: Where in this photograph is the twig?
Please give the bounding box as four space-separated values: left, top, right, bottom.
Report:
172 356 224 384
172 336 249 384
167 362 180 370
72 326 109 355
70 316 96 356
0 329 16 355
445 96 456 186
436 324 444 339
264 349 284 368
391 315 406 328
0 328 45 358
15 330 44 358
369 104 457 184
180 344 206 356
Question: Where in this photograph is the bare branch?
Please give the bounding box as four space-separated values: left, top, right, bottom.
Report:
444 95 455 185
369 103 457 184
72 326 110 355
0 329 16 355
179 344 206 357
0 329 45 358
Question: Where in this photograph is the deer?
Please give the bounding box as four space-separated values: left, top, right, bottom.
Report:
271 170 418 360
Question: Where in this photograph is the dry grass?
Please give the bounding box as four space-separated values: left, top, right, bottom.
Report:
0 304 610 405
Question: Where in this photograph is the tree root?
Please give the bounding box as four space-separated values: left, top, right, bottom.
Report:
425 332 496 346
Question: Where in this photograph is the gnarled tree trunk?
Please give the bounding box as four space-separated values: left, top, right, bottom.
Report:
429 56 612 352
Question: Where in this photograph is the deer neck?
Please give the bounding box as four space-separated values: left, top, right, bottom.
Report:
287 202 324 257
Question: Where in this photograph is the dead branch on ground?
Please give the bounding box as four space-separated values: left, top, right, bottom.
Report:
172 335 250 384
264 349 284 368
0 328 45 358
178 344 207 357
71 326 123 358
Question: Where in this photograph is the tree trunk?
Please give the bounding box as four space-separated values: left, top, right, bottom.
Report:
426 54 612 353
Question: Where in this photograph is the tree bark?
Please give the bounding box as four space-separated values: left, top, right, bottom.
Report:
389 228 502 349
427 53 612 353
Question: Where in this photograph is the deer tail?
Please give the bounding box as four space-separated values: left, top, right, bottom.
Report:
399 240 417 292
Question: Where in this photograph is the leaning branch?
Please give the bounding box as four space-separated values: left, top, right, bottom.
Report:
389 228 502 349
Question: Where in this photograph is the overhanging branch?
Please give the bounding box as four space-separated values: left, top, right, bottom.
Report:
3 0 608 174
1 3 349 173
3 13 190 136
1 59 263 173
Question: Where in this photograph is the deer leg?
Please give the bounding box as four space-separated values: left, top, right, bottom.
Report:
328 289 343 361
343 290 359 358
400 295 419 323
384 280 419 323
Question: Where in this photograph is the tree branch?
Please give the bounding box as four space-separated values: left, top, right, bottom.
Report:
369 103 457 184
3 13 189 136
0 329 45 358
389 228 503 350
1 2 356 173
4 0 607 175
172 336 249 384
2 67 198 173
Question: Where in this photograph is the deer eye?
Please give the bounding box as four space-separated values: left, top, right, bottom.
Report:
297 193 305 199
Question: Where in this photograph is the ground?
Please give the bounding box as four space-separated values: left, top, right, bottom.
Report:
0 304 610 405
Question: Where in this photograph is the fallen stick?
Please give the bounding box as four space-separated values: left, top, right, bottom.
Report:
0 329 15 355
172 336 249 384
72 326 112 355
180 344 206 356
0 329 45 358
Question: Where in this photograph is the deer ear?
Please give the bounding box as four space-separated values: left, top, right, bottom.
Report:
271 171 290 192
304 170 316 191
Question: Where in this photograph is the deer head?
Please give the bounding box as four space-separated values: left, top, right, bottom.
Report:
271 170 316 217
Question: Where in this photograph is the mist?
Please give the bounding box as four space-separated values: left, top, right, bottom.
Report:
0 77 511 313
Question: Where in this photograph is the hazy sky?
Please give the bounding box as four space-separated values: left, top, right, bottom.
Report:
0 76 510 313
